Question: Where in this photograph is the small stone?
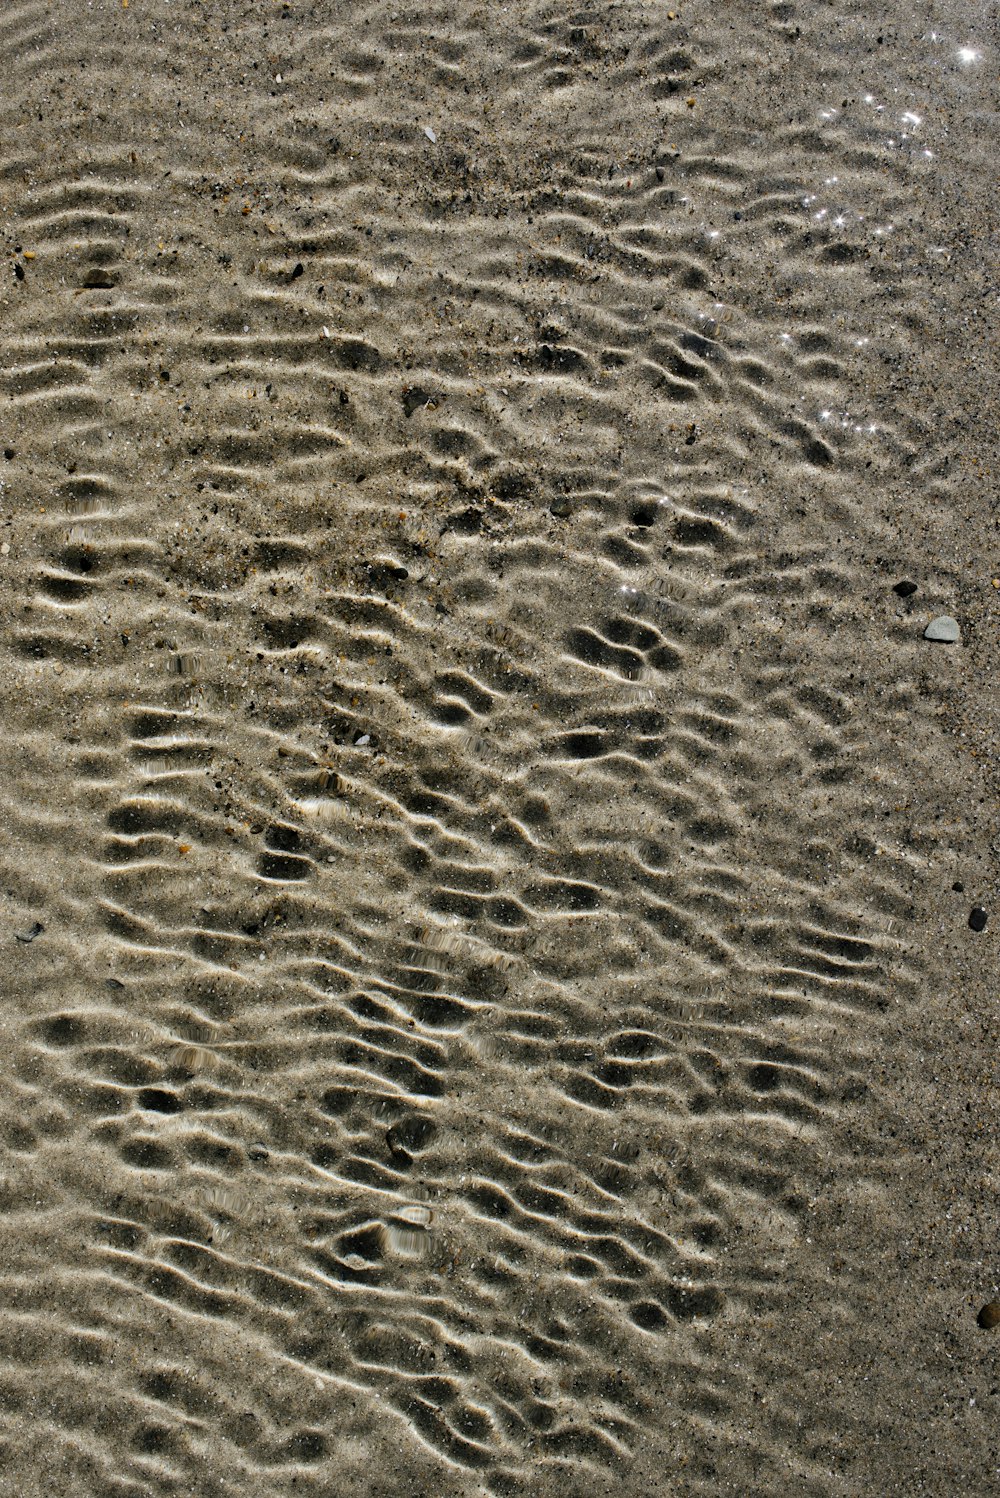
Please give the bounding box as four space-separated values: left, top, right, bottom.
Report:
923 615 960 643
977 1302 1000 1330
953 881 964 893
893 580 917 597
550 497 572 517
969 906 988 933
402 385 436 418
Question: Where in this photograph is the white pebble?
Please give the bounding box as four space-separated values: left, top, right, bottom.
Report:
924 615 961 643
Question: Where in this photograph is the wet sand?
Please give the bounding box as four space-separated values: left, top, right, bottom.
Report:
0 1 997 1493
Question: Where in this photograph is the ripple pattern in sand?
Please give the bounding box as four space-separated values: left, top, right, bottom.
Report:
0 2 992 1494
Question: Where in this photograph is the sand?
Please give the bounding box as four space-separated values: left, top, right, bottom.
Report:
0 0 997 1493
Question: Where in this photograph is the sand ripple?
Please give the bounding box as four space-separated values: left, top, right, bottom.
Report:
0 1 995 1493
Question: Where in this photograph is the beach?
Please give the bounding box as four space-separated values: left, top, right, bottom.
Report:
0 1 997 1492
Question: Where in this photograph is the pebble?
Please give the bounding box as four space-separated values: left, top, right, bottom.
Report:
969 906 988 933
923 615 960 643
402 385 436 418
14 921 44 944
893 580 918 597
977 1302 1000 1330
550 496 572 517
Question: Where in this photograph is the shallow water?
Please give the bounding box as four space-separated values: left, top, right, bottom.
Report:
0 2 997 1493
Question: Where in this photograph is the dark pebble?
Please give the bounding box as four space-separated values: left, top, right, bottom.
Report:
953 881 964 893
969 907 988 933
550 496 572 518
977 1301 1000 1330
14 921 44 943
13 263 24 282
893 580 918 597
402 385 436 418
290 262 304 280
